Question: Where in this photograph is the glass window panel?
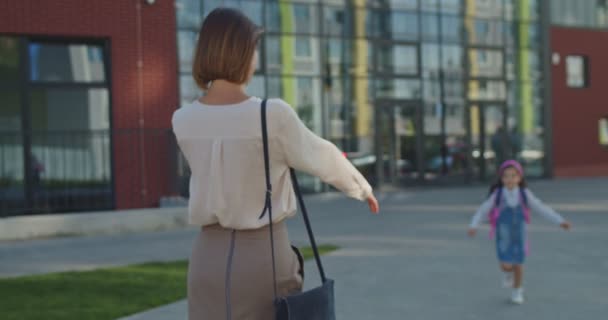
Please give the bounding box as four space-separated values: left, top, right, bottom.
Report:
293 4 318 34
422 44 463 78
376 79 422 99
30 88 110 131
504 0 514 20
265 2 281 32
294 77 323 133
365 9 380 38
391 0 418 9
468 80 506 101
422 14 439 41
29 42 106 83
324 6 348 36
598 0 608 27
378 45 417 75
468 49 503 77
326 39 352 76
180 74 200 105
176 0 201 29
265 35 321 75
526 0 540 21
178 31 197 73
442 45 464 76
506 49 515 80
424 79 464 104
390 11 418 41
423 80 440 102
267 76 281 98
518 23 539 47
467 19 503 46
0 36 20 84
246 75 266 97
566 55 589 88
421 44 439 78
0 90 21 131
444 79 465 104
0 130 24 202
440 0 462 13
293 36 321 75
266 36 282 74
421 0 439 12
205 0 263 26
466 0 503 18
521 49 541 80
441 15 461 43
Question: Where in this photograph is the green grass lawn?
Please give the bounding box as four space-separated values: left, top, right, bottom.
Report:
0 245 337 320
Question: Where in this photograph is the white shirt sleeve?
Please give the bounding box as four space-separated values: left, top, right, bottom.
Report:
275 100 372 201
525 190 565 225
470 193 495 228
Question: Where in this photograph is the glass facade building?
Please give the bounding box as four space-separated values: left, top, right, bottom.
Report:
177 0 547 190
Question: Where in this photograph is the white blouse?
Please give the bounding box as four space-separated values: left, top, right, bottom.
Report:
469 187 565 228
172 97 373 229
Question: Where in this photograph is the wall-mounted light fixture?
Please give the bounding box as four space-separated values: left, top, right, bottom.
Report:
144 0 156 5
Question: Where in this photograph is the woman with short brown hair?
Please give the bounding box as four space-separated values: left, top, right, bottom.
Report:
172 7 379 320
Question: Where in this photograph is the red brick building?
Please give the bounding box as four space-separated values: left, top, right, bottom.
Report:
550 27 608 177
0 0 179 215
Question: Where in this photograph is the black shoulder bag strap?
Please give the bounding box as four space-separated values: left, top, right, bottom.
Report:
259 99 328 302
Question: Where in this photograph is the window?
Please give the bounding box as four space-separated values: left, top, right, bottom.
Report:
377 45 417 75
600 117 608 147
0 36 19 84
176 0 201 28
390 11 418 41
0 37 112 215
566 55 589 88
29 42 106 83
469 49 503 78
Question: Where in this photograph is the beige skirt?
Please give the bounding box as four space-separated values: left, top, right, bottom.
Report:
188 221 303 320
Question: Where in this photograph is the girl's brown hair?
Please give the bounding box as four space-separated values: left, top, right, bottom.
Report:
192 8 263 90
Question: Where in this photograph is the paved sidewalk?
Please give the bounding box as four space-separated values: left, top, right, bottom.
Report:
2 178 607 319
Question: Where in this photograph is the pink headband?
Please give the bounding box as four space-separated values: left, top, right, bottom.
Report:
499 160 524 176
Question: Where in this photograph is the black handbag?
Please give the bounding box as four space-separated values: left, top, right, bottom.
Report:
259 99 336 320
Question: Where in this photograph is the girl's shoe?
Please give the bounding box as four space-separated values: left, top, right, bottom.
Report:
511 288 524 304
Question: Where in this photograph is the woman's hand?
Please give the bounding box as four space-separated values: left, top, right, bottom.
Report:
367 194 379 214
467 228 477 237
560 221 572 230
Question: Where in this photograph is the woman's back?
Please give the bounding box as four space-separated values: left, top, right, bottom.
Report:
173 97 286 229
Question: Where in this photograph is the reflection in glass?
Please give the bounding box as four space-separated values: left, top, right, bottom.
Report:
467 19 503 46
0 132 24 208
421 14 439 40
388 11 418 41
468 80 506 101
441 15 461 43
178 31 197 73
29 42 106 83
376 79 421 99
466 0 503 18
0 91 21 131
246 75 266 97
176 0 201 28
180 75 200 105
0 36 19 84
30 88 110 131
205 0 263 25
468 49 503 78
377 45 417 75
324 6 348 36
266 2 315 34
